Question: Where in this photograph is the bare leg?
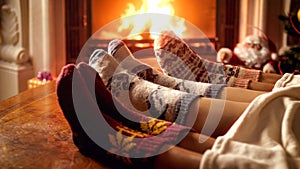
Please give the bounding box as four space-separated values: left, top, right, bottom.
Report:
178 131 215 154
260 72 282 84
248 81 274 92
219 87 266 103
154 146 202 169
189 98 249 138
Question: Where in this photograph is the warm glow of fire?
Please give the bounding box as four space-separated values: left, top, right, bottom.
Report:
118 0 186 39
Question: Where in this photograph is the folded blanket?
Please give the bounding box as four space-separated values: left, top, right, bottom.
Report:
274 73 300 89
200 74 300 169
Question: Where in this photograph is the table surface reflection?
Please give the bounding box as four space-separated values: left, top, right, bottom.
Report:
0 81 109 169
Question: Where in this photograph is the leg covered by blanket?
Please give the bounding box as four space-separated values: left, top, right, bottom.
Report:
200 73 300 169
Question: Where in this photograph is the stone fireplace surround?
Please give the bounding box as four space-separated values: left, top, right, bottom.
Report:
0 0 65 100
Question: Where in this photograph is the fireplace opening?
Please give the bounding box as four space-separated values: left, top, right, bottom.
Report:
89 0 218 62
65 0 240 64
91 0 216 38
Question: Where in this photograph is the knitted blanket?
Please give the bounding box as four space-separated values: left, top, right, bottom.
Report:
200 73 300 169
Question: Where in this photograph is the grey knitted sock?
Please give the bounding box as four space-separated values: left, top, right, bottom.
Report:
108 39 226 98
89 49 200 125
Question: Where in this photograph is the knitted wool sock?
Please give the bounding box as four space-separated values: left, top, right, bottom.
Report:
56 63 190 168
108 39 226 98
88 49 119 86
89 49 201 124
153 31 260 88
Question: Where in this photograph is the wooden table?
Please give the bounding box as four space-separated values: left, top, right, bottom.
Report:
0 81 109 169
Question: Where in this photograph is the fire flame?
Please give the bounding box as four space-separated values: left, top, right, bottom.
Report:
118 0 186 39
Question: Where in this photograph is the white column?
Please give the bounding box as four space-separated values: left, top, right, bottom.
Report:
29 0 50 74
254 0 267 36
29 0 66 76
0 0 33 100
41 0 52 73
239 0 249 42
239 0 268 40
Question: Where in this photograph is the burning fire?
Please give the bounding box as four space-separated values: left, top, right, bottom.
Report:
122 0 175 16
118 0 186 39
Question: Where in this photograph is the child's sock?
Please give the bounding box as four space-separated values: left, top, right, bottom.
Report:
108 39 226 98
153 31 261 88
88 49 201 125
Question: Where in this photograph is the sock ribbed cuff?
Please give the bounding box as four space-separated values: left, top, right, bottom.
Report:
227 77 251 88
173 93 201 125
204 84 227 98
137 82 202 125
238 68 261 81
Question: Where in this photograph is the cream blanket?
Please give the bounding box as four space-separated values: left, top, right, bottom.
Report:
200 73 300 169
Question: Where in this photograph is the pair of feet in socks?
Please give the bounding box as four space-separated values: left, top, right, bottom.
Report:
56 31 280 168
87 32 274 120
107 30 277 91
56 31 228 168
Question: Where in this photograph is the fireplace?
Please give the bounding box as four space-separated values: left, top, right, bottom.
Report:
91 0 217 38
66 0 287 68
71 0 220 63
66 0 245 64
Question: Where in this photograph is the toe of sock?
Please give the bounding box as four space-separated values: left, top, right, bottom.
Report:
108 39 125 56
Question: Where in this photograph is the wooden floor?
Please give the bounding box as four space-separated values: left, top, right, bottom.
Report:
0 81 109 169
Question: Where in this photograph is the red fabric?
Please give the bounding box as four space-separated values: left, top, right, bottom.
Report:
56 62 191 168
227 54 247 67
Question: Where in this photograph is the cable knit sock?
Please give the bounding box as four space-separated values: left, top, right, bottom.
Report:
108 39 226 98
153 31 260 88
56 63 191 168
89 49 201 125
